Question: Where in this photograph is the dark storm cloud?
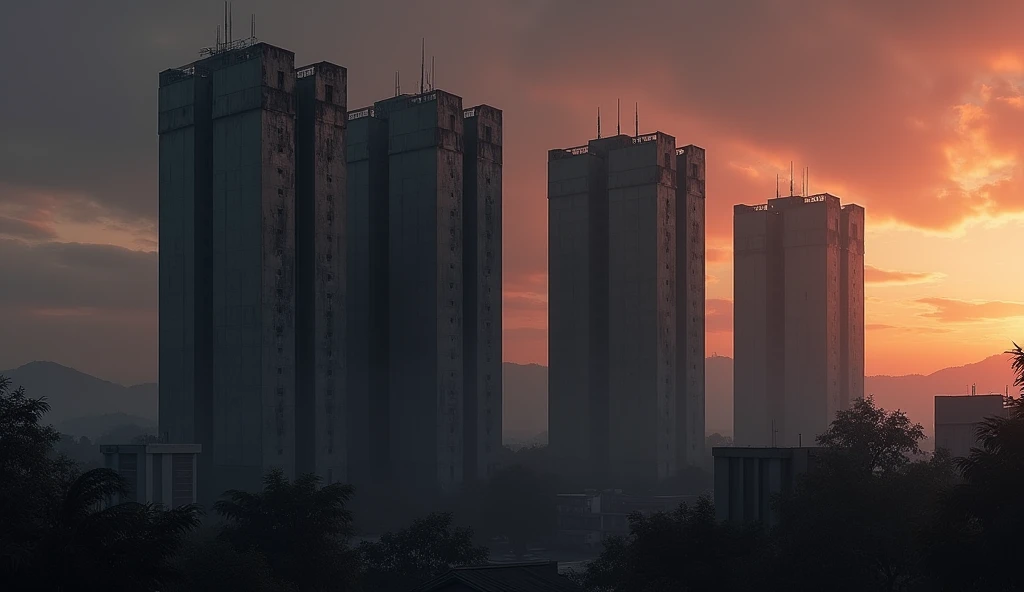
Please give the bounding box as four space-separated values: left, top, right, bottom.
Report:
0 239 156 311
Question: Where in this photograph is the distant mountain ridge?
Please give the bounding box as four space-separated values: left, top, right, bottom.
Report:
1 361 157 437
3 354 1017 447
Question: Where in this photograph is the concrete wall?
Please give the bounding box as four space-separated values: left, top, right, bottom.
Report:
463 105 503 481
295 62 348 484
782 196 841 447
158 67 213 463
935 394 1005 458
346 112 390 487
840 205 865 411
606 133 677 482
676 145 706 466
384 91 465 492
209 44 297 497
548 148 606 481
712 447 821 526
733 194 862 448
733 206 776 446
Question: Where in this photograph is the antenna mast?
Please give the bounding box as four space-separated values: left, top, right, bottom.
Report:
431 56 435 91
616 99 621 135
229 1 233 43
776 174 780 199
420 38 425 94
634 102 638 136
789 162 794 196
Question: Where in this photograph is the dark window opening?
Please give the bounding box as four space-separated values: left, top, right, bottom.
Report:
691 163 699 177
325 84 334 104
485 126 493 142
277 71 285 88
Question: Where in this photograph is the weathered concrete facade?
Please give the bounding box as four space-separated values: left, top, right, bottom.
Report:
345 109 390 487
606 133 677 482
295 62 347 483
158 65 213 485
676 146 707 467
549 132 706 486
733 194 865 447
380 91 466 492
463 105 503 481
548 143 612 483
208 44 298 497
160 42 356 504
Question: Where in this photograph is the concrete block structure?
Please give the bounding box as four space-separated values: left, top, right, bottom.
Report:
101 444 201 508
712 446 822 526
548 132 706 486
160 41 353 505
345 107 390 487
676 145 707 466
606 132 677 482
733 194 864 448
295 62 348 484
463 105 503 481
345 90 503 492
935 394 1006 458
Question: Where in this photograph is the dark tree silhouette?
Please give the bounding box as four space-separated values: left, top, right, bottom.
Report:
166 531 294 592
577 496 761 592
929 343 1024 590
214 469 358 591
0 375 200 591
478 464 557 557
359 511 488 591
817 395 925 474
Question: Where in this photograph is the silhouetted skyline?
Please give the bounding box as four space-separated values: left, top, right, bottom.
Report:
1 1 1022 385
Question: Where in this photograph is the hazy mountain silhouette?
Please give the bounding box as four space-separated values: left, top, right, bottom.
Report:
501 353 1019 446
4 355 1016 447
1 361 158 435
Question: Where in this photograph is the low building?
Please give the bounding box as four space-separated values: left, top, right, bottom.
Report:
712 446 822 526
100 443 201 508
934 394 1006 458
555 490 698 549
410 562 579 592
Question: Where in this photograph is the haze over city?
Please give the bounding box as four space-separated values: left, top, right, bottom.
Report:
1 0 1021 386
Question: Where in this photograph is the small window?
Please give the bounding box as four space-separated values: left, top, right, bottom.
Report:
450 115 456 130
691 163 699 177
485 126 492 142
325 84 334 104
277 71 285 88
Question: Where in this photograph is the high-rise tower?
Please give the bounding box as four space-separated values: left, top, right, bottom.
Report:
159 41 352 504
548 132 706 485
733 194 865 447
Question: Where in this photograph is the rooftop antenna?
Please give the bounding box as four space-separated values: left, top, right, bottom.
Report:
431 56 435 91
396 71 401 96
251 13 255 39
806 167 810 195
776 174 780 198
634 102 638 136
230 1 233 43
790 161 794 196
216 24 221 47
597 107 602 139
616 99 621 136
223 2 227 46
420 38 425 94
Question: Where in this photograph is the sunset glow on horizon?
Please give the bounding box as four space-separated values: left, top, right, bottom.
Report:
0 1 1022 384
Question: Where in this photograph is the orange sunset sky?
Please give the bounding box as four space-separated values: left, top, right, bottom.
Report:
0 1 1022 385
